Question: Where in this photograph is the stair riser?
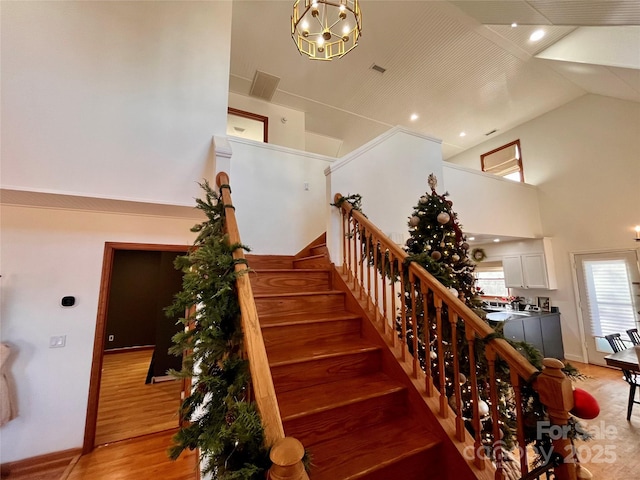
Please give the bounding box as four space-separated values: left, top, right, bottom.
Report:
250 271 331 295
283 389 407 447
263 319 361 352
293 256 329 269
246 255 294 269
354 446 445 480
310 245 329 256
255 293 345 317
271 350 382 393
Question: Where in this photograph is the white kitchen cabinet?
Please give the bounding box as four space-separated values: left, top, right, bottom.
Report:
502 238 557 290
503 255 525 288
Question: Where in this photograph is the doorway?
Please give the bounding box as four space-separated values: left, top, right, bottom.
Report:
575 249 640 365
83 243 189 453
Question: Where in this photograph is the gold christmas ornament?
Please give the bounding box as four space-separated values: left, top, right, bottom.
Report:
437 212 451 224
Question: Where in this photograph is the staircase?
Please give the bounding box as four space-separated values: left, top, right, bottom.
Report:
247 241 477 480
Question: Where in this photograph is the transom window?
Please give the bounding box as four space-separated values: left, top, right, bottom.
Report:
481 139 524 182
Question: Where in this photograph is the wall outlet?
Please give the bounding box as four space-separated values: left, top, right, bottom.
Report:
49 335 66 348
108 334 115 342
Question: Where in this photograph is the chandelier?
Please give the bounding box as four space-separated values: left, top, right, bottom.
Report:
291 0 362 60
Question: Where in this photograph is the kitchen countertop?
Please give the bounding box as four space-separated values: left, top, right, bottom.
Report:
483 308 557 322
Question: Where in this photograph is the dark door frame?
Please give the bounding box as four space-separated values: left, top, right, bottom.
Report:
82 242 189 454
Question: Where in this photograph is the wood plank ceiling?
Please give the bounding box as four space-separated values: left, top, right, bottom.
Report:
228 1 640 158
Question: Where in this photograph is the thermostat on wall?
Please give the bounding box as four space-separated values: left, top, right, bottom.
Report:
61 296 76 307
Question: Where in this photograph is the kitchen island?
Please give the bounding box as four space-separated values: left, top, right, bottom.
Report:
484 309 564 360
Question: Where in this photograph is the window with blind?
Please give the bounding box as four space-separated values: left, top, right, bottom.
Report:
481 139 524 182
475 268 509 297
583 258 636 337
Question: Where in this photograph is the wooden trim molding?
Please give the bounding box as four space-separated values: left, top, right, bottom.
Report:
0 448 81 477
228 107 269 143
82 242 190 454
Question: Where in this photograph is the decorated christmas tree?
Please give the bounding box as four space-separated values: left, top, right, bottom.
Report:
395 174 588 471
404 173 482 309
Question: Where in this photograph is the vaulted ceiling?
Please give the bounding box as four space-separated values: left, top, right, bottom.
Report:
229 1 640 158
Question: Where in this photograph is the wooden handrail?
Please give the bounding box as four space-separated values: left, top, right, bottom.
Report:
217 172 284 444
334 193 576 480
336 194 537 382
216 172 308 479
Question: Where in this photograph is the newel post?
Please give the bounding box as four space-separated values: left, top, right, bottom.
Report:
534 358 577 480
268 437 309 480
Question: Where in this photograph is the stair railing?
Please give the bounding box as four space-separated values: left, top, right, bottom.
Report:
334 194 577 480
216 172 308 480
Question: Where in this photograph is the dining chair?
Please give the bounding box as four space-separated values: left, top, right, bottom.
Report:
627 328 640 346
605 333 640 420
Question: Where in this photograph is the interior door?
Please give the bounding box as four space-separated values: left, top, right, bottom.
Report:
575 250 640 365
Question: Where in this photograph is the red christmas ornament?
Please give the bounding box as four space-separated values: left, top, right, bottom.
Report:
570 388 600 419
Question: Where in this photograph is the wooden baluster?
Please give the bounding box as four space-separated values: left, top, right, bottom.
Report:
268 437 309 480
373 238 379 321
409 270 419 377
486 346 505 480
449 309 465 442
464 323 484 469
358 223 364 298
389 254 396 347
535 359 578 480
510 370 528 476
341 210 347 276
399 262 407 362
421 281 432 396
381 247 387 335
345 212 355 286
351 217 360 291
365 232 371 308
435 296 448 418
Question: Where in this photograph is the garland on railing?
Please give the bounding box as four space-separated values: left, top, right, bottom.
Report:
166 181 270 479
335 178 588 472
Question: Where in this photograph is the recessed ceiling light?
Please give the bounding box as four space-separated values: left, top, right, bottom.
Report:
468 236 475 241
410 113 419 121
511 22 518 28
530 29 545 42
459 132 466 137
493 238 500 243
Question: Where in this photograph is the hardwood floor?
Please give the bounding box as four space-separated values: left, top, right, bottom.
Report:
566 361 640 479
95 349 181 445
66 430 197 480
3 349 196 480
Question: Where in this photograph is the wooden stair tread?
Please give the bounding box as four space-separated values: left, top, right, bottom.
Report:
308 416 439 480
267 338 380 366
259 311 361 326
293 254 325 262
253 290 343 299
278 372 404 420
250 268 331 274
260 315 359 329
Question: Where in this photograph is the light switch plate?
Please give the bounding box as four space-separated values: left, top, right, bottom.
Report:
49 335 66 348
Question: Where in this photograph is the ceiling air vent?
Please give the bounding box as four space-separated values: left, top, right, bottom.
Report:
249 70 281 102
485 129 498 136
371 64 386 74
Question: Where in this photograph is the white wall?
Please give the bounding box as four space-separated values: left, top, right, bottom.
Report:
0 205 198 462
442 163 542 238
1 1 232 205
326 127 444 262
228 138 335 255
447 94 640 361
228 92 306 151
